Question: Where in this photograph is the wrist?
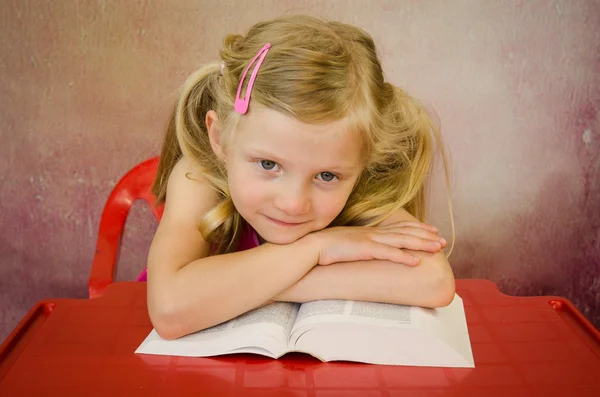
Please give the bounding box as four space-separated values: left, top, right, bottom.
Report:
294 231 322 267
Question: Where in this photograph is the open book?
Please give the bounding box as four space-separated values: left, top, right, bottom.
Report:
136 294 474 367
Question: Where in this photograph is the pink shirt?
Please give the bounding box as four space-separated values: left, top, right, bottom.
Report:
136 222 260 282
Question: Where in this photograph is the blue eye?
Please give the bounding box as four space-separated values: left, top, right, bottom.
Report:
317 172 337 182
259 160 278 170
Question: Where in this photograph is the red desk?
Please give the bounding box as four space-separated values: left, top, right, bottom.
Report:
1 280 599 396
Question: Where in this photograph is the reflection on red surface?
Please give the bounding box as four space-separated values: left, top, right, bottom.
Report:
1 280 599 396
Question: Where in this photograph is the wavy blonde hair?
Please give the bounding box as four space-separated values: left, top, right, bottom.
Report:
152 15 454 255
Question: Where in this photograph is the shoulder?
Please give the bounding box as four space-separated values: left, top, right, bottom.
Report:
162 156 220 225
169 155 212 191
147 156 220 277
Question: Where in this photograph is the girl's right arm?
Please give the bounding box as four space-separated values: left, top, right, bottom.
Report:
146 158 318 340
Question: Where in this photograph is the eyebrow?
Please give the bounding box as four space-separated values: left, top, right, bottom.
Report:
243 147 284 163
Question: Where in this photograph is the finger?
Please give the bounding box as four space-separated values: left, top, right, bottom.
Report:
370 233 442 252
379 221 438 233
318 237 426 266
375 226 446 245
368 242 421 266
402 228 445 246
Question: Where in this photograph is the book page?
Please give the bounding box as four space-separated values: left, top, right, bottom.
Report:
220 301 299 333
136 302 299 358
288 295 474 368
350 301 411 323
292 300 417 332
409 295 474 366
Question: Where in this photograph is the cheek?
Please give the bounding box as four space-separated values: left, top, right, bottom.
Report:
228 167 264 208
313 190 351 219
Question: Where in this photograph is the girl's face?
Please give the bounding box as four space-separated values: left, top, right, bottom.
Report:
224 106 364 244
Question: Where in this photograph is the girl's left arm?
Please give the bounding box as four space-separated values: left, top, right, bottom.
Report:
273 209 455 308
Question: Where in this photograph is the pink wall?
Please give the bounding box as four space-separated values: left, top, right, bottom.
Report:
1 0 598 341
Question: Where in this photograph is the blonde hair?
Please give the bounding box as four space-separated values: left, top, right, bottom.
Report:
153 15 455 256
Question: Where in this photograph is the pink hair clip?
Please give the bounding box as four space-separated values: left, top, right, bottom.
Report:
234 43 271 114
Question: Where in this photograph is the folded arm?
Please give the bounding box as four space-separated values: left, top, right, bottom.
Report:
273 209 455 308
274 250 454 308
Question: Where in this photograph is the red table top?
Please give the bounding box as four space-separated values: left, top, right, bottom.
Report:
1 280 599 397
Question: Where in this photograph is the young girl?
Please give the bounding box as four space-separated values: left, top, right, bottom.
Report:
145 15 455 340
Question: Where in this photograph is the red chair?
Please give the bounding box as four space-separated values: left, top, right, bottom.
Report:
88 157 164 298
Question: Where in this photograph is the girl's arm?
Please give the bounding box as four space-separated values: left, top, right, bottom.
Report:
147 159 318 340
273 210 455 308
273 252 454 308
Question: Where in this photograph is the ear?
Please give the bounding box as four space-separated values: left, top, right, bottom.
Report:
206 110 225 159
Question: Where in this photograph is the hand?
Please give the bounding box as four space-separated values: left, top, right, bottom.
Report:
310 221 446 266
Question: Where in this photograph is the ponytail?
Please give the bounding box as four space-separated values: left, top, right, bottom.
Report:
152 63 245 254
153 63 222 203
152 102 180 203
333 84 455 256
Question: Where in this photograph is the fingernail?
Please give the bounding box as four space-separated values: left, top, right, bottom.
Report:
434 241 441 248
412 256 420 264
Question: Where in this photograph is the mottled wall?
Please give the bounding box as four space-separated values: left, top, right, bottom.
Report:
1 0 598 342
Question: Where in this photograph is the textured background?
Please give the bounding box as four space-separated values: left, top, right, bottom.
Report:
1 0 599 342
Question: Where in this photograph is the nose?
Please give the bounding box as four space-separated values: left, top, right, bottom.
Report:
273 183 311 217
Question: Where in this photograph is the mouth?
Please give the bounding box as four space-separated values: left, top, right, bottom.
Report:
264 215 307 227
